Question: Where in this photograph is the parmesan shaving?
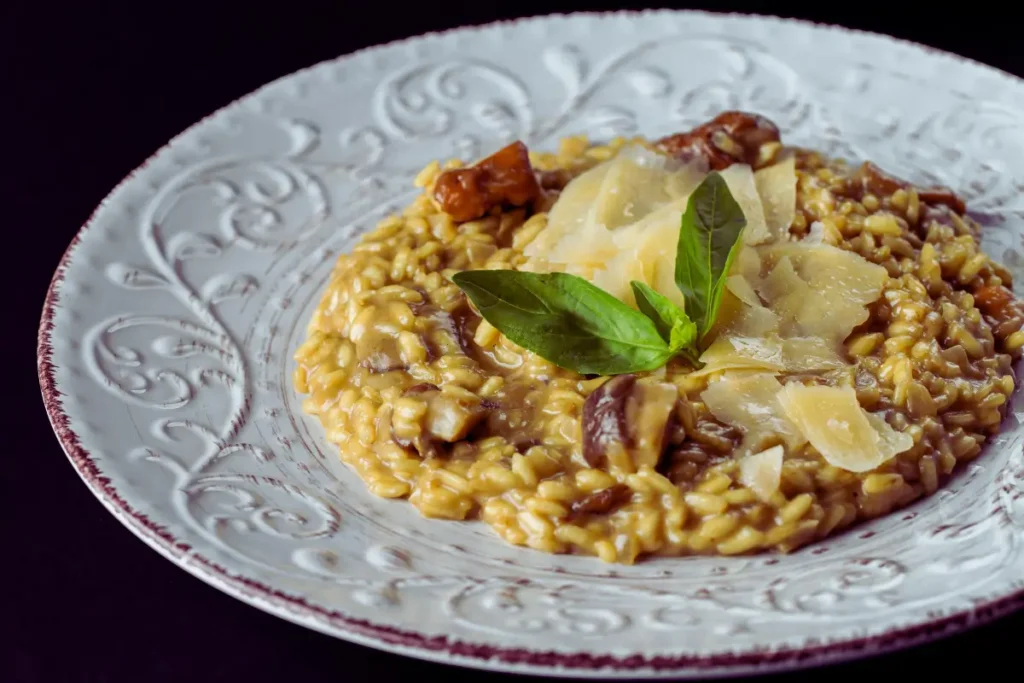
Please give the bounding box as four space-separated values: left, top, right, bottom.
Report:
776 383 913 473
694 336 785 377
525 161 612 257
755 243 888 344
754 154 797 239
865 412 917 463
625 380 681 469
590 146 700 231
719 164 771 246
739 445 785 501
546 218 620 270
726 274 762 307
695 335 846 378
698 240 888 374
779 337 847 372
591 216 685 309
701 373 805 453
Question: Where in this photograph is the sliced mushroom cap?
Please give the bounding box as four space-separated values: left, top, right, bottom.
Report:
582 375 679 470
582 375 635 467
391 383 490 458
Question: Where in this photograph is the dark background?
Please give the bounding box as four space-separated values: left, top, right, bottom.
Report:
7 1 1023 681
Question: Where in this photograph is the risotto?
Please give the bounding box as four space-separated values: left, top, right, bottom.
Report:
293 112 1024 563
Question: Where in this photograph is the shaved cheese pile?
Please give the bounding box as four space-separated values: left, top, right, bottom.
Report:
522 144 793 309
593 207 691 310
695 242 888 376
776 384 913 472
739 445 784 501
700 372 805 453
757 243 889 343
523 145 701 289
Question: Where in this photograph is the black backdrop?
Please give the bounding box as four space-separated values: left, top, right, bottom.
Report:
7 1 1024 681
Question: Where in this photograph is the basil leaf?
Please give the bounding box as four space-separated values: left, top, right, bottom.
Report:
452 270 675 375
674 171 747 338
629 281 697 351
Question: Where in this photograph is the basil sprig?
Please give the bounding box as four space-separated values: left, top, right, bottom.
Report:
674 172 748 338
629 281 697 350
451 271 678 376
452 171 747 375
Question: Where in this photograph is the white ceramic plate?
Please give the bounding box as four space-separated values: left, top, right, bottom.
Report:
39 10 1024 678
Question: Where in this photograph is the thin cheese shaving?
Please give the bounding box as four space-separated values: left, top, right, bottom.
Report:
546 218 620 269
701 372 805 453
755 242 889 344
726 274 762 307
590 146 700 231
776 383 913 473
780 337 847 371
693 336 785 378
522 146 798 312
698 240 887 375
719 164 771 246
739 445 785 501
525 161 612 257
591 216 685 309
754 153 797 239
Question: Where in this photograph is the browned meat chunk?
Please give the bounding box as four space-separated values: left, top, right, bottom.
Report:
655 111 780 170
432 141 541 222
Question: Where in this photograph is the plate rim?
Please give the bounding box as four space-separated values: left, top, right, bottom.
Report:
36 8 1024 678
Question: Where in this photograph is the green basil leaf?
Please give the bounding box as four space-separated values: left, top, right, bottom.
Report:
629 280 697 351
674 171 747 338
452 270 675 375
